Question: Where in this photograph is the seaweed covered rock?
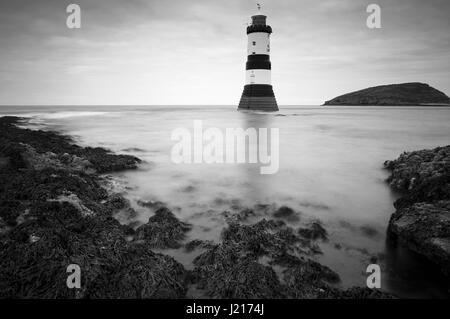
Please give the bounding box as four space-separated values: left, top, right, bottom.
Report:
191 243 287 299
184 239 215 252
0 201 128 298
86 243 187 299
135 207 191 248
319 287 396 299
385 145 450 278
384 146 450 198
273 205 300 222
221 219 302 257
388 201 450 276
0 116 190 299
0 116 141 174
282 257 340 298
190 219 340 298
298 221 328 241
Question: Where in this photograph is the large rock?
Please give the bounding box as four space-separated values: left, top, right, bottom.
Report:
324 83 450 106
388 201 450 277
135 207 191 249
385 145 450 277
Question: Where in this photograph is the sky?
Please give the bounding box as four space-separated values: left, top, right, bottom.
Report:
0 0 449 105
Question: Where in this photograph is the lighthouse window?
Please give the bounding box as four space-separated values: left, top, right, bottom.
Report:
252 52 256 54
252 41 256 46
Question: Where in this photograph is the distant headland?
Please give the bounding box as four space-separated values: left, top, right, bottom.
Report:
323 82 450 106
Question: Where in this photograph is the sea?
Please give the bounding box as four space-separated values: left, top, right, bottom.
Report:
1 105 449 298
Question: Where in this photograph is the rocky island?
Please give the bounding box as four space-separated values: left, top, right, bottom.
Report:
0 116 394 299
385 146 450 278
324 83 450 106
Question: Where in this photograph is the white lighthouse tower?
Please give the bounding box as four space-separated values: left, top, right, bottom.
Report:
238 6 278 111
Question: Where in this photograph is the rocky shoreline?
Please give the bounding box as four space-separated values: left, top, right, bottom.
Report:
385 146 450 279
0 116 393 299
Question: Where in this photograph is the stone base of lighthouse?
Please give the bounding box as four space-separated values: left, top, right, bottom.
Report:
238 84 278 111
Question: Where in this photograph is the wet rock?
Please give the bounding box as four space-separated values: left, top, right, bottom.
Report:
319 287 396 299
273 206 300 222
185 239 215 252
135 207 191 249
388 200 450 276
298 201 330 210
191 243 287 298
282 257 340 298
0 116 140 174
385 145 450 278
0 117 192 299
221 219 300 257
0 200 25 226
0 201 128 298
384 146 450 200
121 147 146 153
87 243 187 299
222 208 256 223
104 193 130 210
137 199 167 210
360 225 379 238
298 221 328 241
191 218 340 298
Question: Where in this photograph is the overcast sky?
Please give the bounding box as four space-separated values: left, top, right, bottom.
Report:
0 0 449 105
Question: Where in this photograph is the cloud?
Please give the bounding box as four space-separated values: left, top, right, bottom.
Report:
0 0 449 105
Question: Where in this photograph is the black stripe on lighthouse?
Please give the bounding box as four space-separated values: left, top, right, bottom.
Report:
246 54 271 70
241 84 275 97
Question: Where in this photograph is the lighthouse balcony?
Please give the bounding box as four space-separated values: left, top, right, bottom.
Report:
247 25 272 34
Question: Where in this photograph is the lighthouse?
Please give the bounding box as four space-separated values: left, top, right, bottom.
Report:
238 8 278 111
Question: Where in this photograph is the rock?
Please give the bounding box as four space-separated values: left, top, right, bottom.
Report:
135 207 191 249
221 219 301 257
0 116 189 299
222 208 256 223
0 116 141 174
324 83 450 106
298 221 328 241
137 199 167 210
282 257 340 298
184 239 215 252
385 145 450 278
191 243 287 298
191 218 336 298
0 201 128 298
359 225 379 238
105 193 130 210
273 206 300 222
86 243 187 299
388 201 450 276
319 287 396 299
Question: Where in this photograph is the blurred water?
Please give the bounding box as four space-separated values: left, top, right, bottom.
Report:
1 105 449 298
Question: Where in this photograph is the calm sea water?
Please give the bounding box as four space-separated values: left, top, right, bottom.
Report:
1 105 449 298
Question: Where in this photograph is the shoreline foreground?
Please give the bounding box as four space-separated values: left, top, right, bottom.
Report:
1 115 446 298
